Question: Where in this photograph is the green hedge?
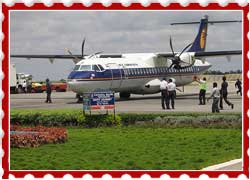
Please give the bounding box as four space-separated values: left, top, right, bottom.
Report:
11 109 121 128
10 109 241 129
120 113 242 129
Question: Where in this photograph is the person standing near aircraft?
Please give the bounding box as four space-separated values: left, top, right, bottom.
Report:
22 80 27 93
207 82 220 113
195 77 207 105
160 78 169 109
235 79 242 96
220 76 234 109
167 79 176 109
45 78 52 103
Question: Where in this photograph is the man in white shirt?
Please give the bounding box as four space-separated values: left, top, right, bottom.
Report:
167 79 176 109
207 82 220 113
160 78 169 109
22 80 27 93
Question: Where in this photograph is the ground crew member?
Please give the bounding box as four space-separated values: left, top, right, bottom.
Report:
220 76 234 109
195 77 207 105
160 77 169 109
167 78 176 109
207 82 220 113
22 80 27 93
45 78 52 103
235 79 242 96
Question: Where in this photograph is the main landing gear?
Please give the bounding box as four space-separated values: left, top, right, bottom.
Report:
76 93 83 103
119 92 131 99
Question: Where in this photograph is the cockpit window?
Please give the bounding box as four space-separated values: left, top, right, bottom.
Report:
73 65 80 71
79 65 92 71
98 64 104 71
93 65 100 71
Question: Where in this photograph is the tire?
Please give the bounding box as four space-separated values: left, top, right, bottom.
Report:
56 87 61 92
17 85 23 93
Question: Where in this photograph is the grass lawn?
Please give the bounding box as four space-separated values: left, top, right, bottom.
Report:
10 127 242 170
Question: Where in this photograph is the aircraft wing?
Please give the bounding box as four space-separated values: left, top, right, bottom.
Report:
157 50 242 58
194 50 242 58
10 54 84 64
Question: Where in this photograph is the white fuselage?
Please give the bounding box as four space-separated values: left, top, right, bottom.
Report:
67 53 211 95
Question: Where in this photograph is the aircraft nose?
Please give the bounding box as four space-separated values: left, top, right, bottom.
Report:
68 71 78 79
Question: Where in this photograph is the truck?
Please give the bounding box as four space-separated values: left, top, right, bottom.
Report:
10 63 32 93
40 82 67 92
10 64 17 93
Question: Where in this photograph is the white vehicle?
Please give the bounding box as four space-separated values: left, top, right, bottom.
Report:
10 64 32 93
10 63 17 93
11 16 241 98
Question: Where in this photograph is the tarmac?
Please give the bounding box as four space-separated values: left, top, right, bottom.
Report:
9 82 244 170
10 83 243 113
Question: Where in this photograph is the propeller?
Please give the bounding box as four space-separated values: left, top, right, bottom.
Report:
88 51 103 59
169 36 193 69
66 38 86 62
65 48 81 64
66 37 103 61
81 38 85 59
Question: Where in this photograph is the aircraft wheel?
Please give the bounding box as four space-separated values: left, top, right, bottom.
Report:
17 85 23 93
119 92 131 99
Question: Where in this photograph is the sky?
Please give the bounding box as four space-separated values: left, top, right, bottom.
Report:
10 11 242 81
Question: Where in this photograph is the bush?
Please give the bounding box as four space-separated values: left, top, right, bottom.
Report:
84 114 121 128
11 109 85 126
120 113 242 129
10 109 121 128
10 109 241 129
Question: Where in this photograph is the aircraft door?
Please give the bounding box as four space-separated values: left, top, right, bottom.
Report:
106 63 123 90
119 67 128 88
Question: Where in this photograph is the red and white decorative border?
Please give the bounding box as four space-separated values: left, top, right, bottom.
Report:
1 2 249 179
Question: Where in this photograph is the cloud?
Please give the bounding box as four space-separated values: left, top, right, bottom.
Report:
10 11 242 80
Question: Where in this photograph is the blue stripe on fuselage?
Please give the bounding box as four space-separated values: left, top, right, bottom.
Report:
67 66 211 80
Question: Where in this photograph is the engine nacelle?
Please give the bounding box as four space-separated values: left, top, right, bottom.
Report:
178 52 195 67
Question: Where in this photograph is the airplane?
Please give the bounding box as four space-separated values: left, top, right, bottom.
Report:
11 15 242 99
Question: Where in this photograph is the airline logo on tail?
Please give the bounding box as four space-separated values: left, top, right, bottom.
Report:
200 28 207 49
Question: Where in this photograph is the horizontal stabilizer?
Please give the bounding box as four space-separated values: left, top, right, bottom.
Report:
171 20 242 25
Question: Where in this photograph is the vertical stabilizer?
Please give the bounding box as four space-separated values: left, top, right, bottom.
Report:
187 15 208 52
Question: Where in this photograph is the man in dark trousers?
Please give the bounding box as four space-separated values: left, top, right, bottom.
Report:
45 78 52 103
195 77 207 105
207 82 220 113
160 78 169 109
167 78 176 109
235 79 242 96
220 76 234 109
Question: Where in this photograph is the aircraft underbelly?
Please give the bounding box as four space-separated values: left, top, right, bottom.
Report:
68 73 194 95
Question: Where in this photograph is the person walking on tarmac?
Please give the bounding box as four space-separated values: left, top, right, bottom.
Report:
167 78 176 109
45 78 52 103
220 76 234 110
195 77 207 105
160 77 169 109
22 80 27 93
207 82 220 113
235 78 242 96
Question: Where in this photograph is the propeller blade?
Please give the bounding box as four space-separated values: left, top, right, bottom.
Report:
169 63 174 69
65 48 73 56
88 51 103 59
65 48 81 63
81 38 86 58
179 42 193 57
169 36 175 56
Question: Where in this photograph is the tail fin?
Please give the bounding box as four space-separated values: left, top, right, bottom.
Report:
187 15 208 52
